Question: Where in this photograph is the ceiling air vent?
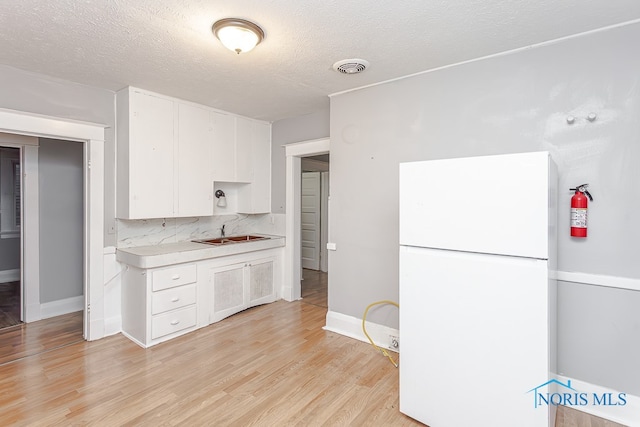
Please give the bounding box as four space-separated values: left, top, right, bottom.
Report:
332 59 370 74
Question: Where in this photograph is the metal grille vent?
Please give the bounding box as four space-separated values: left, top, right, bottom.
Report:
333 59 370 74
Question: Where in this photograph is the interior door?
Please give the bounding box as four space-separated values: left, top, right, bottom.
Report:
301 172 321 270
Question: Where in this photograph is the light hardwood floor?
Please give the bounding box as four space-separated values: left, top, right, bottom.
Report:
0 285 626 426
556 405 627 427
0 311 83 366
0 300 421 426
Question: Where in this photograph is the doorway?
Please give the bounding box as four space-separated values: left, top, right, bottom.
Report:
38 138 84 319
283 137 330 302
0 146 21 329
301 154 329 272
0 109 105 341
301 155 329 309
0 137 86 363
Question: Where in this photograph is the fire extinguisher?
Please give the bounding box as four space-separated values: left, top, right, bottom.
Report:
570 184 593 238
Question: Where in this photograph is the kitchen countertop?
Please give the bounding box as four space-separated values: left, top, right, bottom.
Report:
116 234 285 269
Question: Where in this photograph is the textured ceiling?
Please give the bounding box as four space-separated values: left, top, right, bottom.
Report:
1 1 640 122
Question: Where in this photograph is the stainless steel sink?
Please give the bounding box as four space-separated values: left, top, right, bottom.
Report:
193 235 267 246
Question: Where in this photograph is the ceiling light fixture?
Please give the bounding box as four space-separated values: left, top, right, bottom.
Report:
212 18 264 54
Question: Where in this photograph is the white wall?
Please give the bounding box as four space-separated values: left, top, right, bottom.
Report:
329 22 640 395
38 138 84 303
271 108 330 213
0 65 116 246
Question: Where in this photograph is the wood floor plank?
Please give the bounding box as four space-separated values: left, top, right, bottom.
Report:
0 273 626 427
0 311 83 366
0 300 421 426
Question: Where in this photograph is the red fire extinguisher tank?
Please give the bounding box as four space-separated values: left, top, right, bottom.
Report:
570 184 593 238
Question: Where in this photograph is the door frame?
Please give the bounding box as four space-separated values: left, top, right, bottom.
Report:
0 109 105 341
283 138 329 301
320 171 329 273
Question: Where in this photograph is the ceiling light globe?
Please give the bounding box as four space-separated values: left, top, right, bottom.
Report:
212 18 264 55
218 26 259 54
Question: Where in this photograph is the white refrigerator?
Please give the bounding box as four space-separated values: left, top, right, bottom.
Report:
399 151 557 427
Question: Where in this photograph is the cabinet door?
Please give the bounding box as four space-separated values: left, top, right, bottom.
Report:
235 116 253 183
212 112 236 182
177 103 213 216
250 121 271 212
210 263 246 323
237 121 271 213
248 258 275 307
130 92 175 218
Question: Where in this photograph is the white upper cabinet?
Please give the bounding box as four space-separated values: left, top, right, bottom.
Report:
117 86 270 219
117 87 213 219
237 120 271 213
211 111 237 182
177 103 214 217
234 116 253 183
212 113 271 214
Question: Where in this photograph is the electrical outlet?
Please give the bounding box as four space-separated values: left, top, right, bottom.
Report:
389 335 399 351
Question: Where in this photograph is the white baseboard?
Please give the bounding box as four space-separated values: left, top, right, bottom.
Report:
121 331 147 349
555 375 640 426
324 310 400 353
103 247 122 337
281 285 298 302
24 302 41 323
104 316 122 337
0 268 20 283
40 295 83 320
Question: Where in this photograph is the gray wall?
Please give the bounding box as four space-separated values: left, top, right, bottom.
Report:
271 108 330 213
0 65 116 246
38 138 84 303
329 22 640 395
0 239 20 271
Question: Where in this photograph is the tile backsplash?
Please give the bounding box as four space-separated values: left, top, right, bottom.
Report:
117 214 285 248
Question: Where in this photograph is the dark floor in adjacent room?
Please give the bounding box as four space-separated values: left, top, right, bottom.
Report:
301 268 327 308
0 281 20 330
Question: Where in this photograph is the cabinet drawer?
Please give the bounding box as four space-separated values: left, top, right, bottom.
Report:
151 305 197 340
152 284 197 315
152 264 197 291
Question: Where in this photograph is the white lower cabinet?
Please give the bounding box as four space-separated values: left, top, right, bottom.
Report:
121 248 281 348
122 263 199 348
209 257 276 324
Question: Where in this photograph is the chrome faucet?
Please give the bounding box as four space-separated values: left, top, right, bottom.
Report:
220 224 226 238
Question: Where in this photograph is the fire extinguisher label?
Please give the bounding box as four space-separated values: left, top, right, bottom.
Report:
571 208 587 227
